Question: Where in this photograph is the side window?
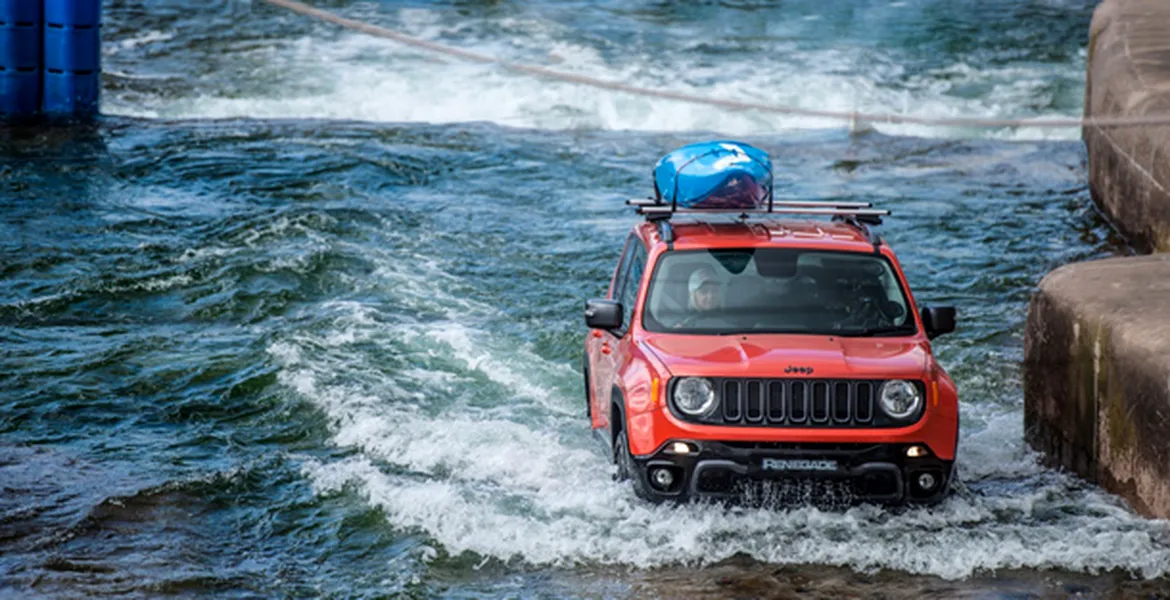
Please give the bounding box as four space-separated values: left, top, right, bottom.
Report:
609 235 636 300
618 243 647 332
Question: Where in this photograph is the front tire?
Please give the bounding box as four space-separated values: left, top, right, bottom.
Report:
613 428 653 500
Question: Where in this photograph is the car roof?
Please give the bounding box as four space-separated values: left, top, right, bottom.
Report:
636 218 880 253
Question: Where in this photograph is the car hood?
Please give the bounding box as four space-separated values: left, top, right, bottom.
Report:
641 333 930 380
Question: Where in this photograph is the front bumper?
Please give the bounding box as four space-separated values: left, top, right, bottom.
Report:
632 440 953 505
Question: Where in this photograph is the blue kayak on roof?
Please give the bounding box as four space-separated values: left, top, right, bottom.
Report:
653 141 772 209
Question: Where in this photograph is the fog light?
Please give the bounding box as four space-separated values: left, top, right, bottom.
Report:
905 445 929 458
650 467 675 490
917 473 937 491
669 442 693 455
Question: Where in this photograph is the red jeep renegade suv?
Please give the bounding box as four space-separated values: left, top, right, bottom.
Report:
583 200 958 505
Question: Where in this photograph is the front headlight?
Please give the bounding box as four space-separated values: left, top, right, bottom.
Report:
879 380 922 420
673 377 716 416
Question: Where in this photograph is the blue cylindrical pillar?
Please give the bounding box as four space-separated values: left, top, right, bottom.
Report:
0 0 43 119
43 0 100 119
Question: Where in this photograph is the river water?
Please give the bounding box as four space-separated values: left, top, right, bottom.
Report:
3 0 1170 597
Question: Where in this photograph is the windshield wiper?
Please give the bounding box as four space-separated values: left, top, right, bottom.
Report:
706 326 916 337
835 326 917 338
716 328 805 336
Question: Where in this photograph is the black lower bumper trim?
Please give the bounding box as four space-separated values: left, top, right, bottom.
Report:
632 441 953 505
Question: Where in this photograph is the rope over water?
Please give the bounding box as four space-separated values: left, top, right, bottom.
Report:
262 0 1170 130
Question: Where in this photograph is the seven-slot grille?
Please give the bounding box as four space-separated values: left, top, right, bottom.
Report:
673 379 915 428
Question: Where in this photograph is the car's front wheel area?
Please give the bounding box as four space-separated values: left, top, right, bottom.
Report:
613 428 660 501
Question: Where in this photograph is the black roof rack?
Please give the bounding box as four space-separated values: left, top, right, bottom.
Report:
625 198 888 247
626 198 888 223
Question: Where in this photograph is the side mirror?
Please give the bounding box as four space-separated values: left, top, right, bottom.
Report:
921 306 956 340
585 299 623 330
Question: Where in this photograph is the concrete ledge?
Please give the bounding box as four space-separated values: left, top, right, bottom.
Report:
1024 254 1170 518
1084 0 1170 253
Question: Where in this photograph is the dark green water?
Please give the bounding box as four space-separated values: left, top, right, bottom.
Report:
4 0 1170 597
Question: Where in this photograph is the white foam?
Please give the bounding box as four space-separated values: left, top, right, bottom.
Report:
299 452 1170 579
106 12 1084 140
423 322 577 414
108 30 175 53
956 408 1046 481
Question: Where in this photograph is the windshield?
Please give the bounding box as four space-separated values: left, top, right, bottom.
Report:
643 248 916 336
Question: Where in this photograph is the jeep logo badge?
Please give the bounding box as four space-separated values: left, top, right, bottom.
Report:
784 365 814 375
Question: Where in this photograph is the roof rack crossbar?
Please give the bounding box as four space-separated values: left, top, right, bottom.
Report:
636 206 890 217
774 201 872 209
628 199 873 209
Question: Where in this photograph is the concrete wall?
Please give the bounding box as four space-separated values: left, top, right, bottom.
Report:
1025 0 1170 519
1025 256 1170 519
1083 0 1170 253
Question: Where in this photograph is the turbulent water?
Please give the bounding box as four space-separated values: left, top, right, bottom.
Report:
4 0 1170 597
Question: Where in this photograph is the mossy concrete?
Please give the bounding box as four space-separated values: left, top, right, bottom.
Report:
1025 255 1170 519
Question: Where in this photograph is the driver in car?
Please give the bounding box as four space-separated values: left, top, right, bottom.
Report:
676 266 725 327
